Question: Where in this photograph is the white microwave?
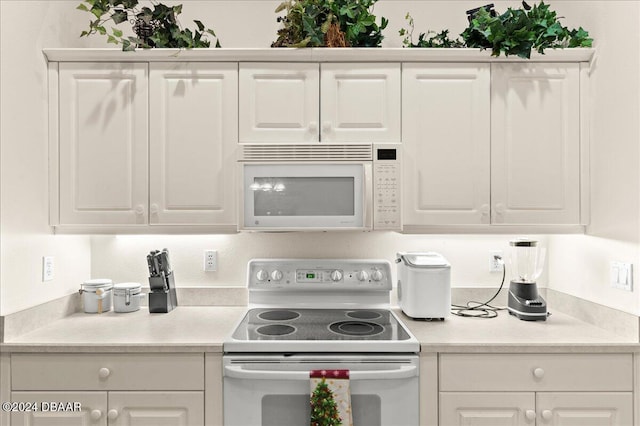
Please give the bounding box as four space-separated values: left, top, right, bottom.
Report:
238 144 401 231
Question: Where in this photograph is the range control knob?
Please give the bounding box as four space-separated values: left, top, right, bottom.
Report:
330 270 343 282
271 270 283 281
256 270 268 281
371 270 383 281
357 270 369 281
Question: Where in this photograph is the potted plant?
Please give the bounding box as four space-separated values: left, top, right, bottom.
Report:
271 0 388 47
77 0 221 51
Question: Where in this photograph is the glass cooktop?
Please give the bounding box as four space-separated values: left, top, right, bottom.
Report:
231 308 413 341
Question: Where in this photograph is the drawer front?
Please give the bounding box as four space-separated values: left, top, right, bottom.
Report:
12 353 204 391
439 353 632 392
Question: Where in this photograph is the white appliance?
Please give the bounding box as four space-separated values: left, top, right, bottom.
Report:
223 259 419 426
396 252 451 320
238 143 401 231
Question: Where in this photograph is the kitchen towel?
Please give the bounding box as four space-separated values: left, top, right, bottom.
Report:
310 369 353 426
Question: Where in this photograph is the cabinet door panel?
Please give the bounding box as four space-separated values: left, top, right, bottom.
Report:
321 63 400 142
109 391 203 426
11 391 107 426
402 64 490 225
239 63 319 142
537 392 632 426
149 63 237 225
440 392 535 426
491 63 580 224
59 63 148 225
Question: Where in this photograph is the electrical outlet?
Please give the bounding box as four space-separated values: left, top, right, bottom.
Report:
610 261 633 292
204 250 218 272
43 256 55 281
490 251 503 272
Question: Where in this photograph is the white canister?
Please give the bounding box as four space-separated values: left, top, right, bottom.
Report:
113 282 143 313
80 279 113 314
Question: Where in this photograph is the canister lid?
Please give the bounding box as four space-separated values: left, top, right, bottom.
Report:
114 282 141 290
82 279 113 288
397 252 450 268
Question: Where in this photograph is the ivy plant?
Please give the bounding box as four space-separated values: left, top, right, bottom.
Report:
272 0 388 47
77 0 221 51
399 13 464 48
461 1 592 58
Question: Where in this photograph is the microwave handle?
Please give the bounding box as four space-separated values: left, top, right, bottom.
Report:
364 163 373 229
224 365 417 380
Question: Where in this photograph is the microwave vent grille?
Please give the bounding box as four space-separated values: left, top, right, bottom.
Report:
240 144 373 161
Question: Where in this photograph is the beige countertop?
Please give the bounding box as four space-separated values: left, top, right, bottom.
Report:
1 306 637 353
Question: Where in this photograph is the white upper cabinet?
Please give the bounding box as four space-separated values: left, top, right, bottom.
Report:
320 63 400 142
239 63 319 143
491 63 581 224
58 63 148 225
402 64 491 225
149 63 237 225
239 63 400 143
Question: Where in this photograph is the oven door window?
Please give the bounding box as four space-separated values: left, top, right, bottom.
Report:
262 395 381 426
243 163 367 228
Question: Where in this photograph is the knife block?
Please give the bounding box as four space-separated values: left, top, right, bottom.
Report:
148 272 178 313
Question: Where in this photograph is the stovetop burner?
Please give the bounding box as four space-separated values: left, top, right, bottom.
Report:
257 310 300 321
329 320 384 337
346 310 382 320
256 324 296 336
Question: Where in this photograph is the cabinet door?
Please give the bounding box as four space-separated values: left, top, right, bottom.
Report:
491 63 580 224
320 63 400 142
59 63 148 225
440 392 535 426
239 63 319 143
149 63 237 225
402 64 491 225
108 391 204 426
11 391 107 426
537 392 632 426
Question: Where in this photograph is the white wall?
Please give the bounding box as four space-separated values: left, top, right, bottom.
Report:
1 1 638 315
0 2 95 316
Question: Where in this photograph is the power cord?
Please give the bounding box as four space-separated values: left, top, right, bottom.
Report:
451 255 507 319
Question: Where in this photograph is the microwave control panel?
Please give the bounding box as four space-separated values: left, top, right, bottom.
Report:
373 144 401 231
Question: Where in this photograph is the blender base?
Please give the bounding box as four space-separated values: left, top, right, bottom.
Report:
507 281 548 321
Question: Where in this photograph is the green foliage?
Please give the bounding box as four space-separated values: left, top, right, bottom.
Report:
272 0 388 47
399 13 464 48
461 1 593 58
310 378 342 426
77 0 221 51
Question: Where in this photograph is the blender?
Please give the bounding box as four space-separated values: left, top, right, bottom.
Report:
508 238 548 321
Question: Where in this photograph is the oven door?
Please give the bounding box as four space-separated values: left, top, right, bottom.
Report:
223 354 419 426
240 163 372 230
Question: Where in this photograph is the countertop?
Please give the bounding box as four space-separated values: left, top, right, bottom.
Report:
1 306 637 353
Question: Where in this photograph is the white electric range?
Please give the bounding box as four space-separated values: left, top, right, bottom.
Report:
223 259 420 426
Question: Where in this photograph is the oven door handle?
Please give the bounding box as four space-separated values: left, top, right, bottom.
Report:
224 365 417 380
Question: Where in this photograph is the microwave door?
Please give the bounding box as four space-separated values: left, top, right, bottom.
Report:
242 163 369 230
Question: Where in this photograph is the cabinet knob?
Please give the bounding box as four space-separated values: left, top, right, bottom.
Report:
308 121 318 132
533 367 545 379
525 410 536 421
480 204 490 223
90 409 102 420
98 367 110 379
150 203 159 215
541 410 553 421
108 409 119 420
322 121 332 132
494 203 506 214
135 204 145 215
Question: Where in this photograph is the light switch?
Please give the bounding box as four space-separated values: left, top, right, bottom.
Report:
610 261 633 292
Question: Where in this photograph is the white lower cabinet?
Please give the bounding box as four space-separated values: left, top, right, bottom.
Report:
11 391 203 426
10 354 205 426
439 354 634 426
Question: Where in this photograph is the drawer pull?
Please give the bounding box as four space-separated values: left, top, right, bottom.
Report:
533 367 545 379
108 409 119 420
98 367 111 379
541 410 553 421
90 409 102 420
